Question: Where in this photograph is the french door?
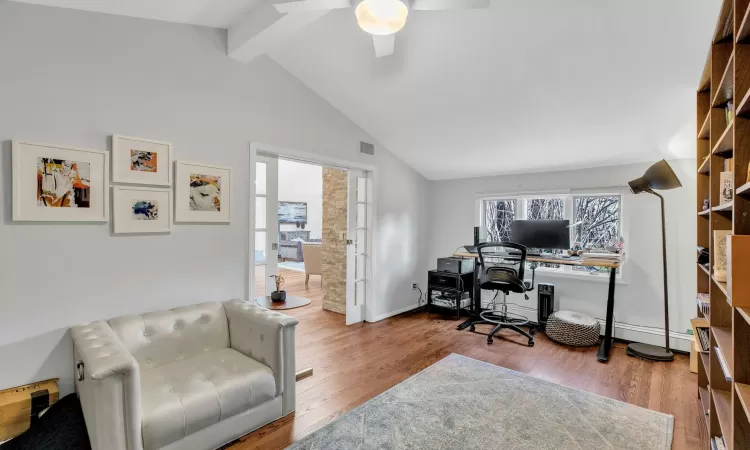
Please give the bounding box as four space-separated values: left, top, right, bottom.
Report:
251 154 371 324
254 155 279 297
346 170 371 325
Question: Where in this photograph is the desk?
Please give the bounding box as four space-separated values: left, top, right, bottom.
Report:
453 252 622 363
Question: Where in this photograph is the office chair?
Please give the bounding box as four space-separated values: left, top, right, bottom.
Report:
470 242 536 347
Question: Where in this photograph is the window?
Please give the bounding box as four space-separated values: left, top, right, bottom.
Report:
572 195 621 274
479 192 623 277
483 199 516 242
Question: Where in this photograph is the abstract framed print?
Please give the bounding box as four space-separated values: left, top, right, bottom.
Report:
12 141 109 222
175 161 231 223
112 135 172 186
113 186 172 234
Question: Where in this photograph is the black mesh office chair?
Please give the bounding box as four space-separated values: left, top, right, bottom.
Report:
469 242 536 347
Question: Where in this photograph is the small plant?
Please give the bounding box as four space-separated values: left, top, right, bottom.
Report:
269 274 285 293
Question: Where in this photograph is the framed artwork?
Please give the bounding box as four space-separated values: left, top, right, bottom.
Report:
12 141 109 222
112 135 172 186
113 186 172 234
174 161 231 223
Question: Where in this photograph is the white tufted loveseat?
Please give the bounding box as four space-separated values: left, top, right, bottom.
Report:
70 300 298 450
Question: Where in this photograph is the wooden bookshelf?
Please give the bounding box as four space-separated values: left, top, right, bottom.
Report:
696 1 750 448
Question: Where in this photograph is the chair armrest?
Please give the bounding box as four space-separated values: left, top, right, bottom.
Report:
223 300 299 415
71 321 142 450
72 321 138 380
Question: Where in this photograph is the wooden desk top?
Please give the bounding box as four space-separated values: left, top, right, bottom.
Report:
453 252 622 269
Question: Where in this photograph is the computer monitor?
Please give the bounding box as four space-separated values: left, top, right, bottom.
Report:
510 220 570 250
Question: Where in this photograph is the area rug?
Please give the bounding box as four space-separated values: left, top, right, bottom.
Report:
286 353 673 450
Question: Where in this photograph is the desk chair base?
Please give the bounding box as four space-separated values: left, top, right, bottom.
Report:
472 310 535 347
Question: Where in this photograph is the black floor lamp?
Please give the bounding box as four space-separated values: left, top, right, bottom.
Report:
626 160 682 362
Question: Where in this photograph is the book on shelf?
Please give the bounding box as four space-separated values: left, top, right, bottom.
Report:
715 346 733 382
696 293 709 316
715 436 727 450
696 327 709 352
711 437 718 450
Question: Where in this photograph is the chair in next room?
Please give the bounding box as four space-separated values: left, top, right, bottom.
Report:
469 242 536 347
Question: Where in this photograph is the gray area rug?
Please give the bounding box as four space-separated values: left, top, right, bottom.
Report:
287 353 673 450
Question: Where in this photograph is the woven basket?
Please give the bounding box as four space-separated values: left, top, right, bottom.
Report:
546 310 600 347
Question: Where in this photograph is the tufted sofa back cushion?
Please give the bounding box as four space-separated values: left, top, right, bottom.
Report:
108 302 230 370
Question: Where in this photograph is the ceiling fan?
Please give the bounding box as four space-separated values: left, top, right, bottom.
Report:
274 0 490 57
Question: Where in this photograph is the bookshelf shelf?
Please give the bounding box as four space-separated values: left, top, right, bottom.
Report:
713 202 733 212
697 1 750 447
713 326 733 375
711 120 734 156
699 113 711 139
713 388 732 438
712 52 734 107
737 383 750 419
713 275 729 298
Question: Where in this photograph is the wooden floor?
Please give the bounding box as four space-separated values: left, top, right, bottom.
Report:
238 268 706 449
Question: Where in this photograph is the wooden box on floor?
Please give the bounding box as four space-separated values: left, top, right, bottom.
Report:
696 0 750 447
0 378 59 441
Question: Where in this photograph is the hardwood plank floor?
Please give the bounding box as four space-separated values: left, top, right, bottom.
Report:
238 267 707 449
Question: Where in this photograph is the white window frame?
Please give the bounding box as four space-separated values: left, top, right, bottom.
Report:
478 191 625 280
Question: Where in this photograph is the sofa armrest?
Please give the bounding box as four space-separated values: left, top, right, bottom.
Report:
72 321 142 450
223 300 299 415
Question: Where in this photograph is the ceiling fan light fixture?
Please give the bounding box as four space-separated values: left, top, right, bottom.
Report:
355 0 409 35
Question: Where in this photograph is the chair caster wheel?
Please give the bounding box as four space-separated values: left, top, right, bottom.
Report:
528 340 535 347
529 328 536 336
469 325 475 332
487 338 493 345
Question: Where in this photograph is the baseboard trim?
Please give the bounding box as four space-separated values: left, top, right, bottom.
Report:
372 303 420 322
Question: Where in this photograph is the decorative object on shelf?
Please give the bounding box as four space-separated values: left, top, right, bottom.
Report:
12 141 109 222
174 161 231 223
697 246 709 265
269 274 286 302
545 310 600 347
626 159 682 362
726 100 734 126
112 135 172 186
720 171 733 204
714 230 730 282
112 186 172 234
703 198 710 211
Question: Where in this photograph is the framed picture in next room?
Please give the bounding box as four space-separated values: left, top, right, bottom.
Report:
113 186 172 234
112 135 172 186
12 141 109 222
174 161 231 223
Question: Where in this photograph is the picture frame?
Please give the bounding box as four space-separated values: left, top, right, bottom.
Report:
12 141 109 222
112 135 172 186
112 186 172 234
174 161 231 223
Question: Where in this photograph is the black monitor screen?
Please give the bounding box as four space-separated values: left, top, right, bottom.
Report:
510 220 570 250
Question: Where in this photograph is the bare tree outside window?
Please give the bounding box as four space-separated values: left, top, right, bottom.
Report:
573 196 621 273
483 200 516 242
525 197 565 268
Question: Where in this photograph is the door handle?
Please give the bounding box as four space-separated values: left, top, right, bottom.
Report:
271 243 278 250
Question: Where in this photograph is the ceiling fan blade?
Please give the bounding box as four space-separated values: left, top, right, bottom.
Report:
372 34 395 58
410 0 490 10
274 0 352 13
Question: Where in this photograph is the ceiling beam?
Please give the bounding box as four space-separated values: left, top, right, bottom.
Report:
228 3 328 63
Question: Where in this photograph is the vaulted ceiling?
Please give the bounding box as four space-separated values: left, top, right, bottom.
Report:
13 0 722 179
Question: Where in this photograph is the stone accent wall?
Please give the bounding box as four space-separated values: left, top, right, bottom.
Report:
322 168 348 314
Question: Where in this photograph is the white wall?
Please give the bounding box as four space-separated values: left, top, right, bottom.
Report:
428 159 697 351
278 160 322 240
0 2 428 395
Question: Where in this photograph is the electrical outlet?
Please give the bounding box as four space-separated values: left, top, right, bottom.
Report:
412 283 419 290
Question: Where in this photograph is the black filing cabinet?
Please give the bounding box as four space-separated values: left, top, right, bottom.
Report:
427 270 474 319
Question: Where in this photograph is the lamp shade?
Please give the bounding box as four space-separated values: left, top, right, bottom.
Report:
628 160 682 194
